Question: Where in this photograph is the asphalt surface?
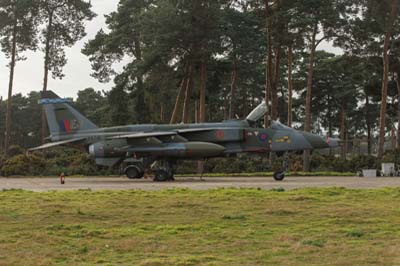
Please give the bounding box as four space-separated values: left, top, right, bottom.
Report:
1 176 400 192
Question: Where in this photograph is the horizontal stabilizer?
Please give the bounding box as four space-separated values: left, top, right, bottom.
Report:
29 138 85 151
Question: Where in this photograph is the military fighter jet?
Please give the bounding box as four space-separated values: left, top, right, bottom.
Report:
30 91 339 181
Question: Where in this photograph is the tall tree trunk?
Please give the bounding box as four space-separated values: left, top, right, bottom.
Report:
42 12 53 143
195 100 199 123
287 46 293 127
160 102 164 123
340 101 346 159
305 24 317 132
397 75 400 148
327 96 333 155
365 92 372 154
378 0 397 158
159 84 165 123
182 66 193 123
303 23 318 172
4 21 17 156
199 61 207 123
264 0 272 128
271 48 281 121
170 78 187 124
170 63 189 124
391 96 396 149
197 61 207 174
133 11 143 89
223 90 228 120
133 21 147 123
229 57 237 119
242 86 248 119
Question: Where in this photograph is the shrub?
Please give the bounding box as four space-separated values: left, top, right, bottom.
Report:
4 148 393 177
43 150 99 176
1 154 46 176
68 153 97 175
348 155 378 171
7 145 25 157
382 149 400 165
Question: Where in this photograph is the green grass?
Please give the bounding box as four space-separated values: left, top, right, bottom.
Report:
1 188 400 265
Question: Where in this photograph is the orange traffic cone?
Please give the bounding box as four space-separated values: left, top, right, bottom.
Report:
60 173 65 185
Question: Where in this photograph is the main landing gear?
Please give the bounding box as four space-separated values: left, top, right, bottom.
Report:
273 152 289 182
125 164 145 179
124 160 175 182
152 161 175 182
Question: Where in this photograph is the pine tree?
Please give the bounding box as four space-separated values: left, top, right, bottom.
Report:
0 0 39 156
39 0 95 142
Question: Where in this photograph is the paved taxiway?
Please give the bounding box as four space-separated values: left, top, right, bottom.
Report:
1 176 400 191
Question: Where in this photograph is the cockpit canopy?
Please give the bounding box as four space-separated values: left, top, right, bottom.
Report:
246 102 295 130
270 121 294 131
246 101 267 122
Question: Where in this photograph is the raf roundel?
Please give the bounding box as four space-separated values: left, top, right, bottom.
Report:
216 130 225 140
258 132 268 142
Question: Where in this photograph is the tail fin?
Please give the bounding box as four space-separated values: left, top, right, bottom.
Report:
39 91 98 137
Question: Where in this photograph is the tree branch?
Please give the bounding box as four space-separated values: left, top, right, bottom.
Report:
316 35 328 48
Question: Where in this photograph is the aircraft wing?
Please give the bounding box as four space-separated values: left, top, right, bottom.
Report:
108 128 234 146
177 128 215 133
110 129 216 140
29 138 86 151
109 131 178 140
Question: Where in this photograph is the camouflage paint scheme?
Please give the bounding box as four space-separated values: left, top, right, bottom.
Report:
31 91 338 180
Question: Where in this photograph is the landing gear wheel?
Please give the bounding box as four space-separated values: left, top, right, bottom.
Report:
167 169 175 181
154 170 169 182
125 165 144 179
151 160 175 182
273 171 285 181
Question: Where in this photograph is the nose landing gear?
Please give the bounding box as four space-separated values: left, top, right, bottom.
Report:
273 152 289 181
273 171 285 181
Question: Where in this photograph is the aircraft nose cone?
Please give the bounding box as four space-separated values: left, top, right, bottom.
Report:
302 132 329 149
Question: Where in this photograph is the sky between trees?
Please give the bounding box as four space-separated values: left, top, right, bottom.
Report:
0 0 118 99
0 0 340 100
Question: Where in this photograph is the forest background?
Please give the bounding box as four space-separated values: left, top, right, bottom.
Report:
0 0 399 176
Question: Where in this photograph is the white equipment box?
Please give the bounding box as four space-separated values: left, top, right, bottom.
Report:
362 169 377 178
381 163 395 177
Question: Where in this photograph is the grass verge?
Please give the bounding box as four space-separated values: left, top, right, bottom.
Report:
1 188 399 265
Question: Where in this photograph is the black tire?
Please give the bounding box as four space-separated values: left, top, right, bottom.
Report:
125 165 143 179
273 171 285 181
167 169 175 181
154 170 169 182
